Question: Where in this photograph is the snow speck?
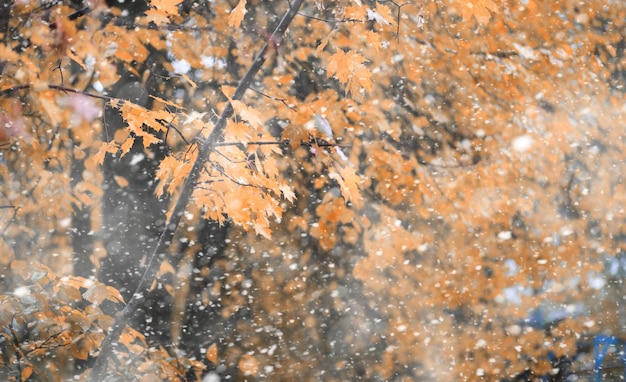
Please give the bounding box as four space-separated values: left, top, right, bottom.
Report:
130 153 145 166
172 59 191 74
367 9 390 25
14 286 30 297
201 55 227 70
513 43 538 60
93 81 104 93
587 273 606 290
202 372 220 382
497 231 512 241
512 135 534 153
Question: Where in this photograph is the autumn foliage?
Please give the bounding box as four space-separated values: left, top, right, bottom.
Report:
1 0 626 380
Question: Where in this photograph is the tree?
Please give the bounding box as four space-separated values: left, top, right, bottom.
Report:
1 0 625 380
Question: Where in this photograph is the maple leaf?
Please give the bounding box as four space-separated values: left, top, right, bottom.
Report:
326 50 372 99
329 165 363 207
279 184 296 202
94 142 119 165
366 4 395 26
224 120 254 144
229 0 247 28
230 100 264 129
120 137 135 157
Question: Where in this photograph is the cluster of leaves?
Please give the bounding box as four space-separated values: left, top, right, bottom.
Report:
187 0 626 379
1 0 626 380
0 261 119 380
1 260 205 381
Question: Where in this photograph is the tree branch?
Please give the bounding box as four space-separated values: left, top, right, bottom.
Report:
86 0 306 379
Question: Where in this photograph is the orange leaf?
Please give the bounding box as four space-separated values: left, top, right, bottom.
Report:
206 343 218 364
326 50 372 98
279 184 296 203
281 124 310 149
238 354 259 376
114 175 129 188
460 0 498 24
151 0 182 16
229 0 247 28
83 284 125 305
21 365 33 381
230 100 264 129
94 142 119 165
329 165 363 207
72 340 90 361
120 137 135 156
150 95 184 109
181 73 197 88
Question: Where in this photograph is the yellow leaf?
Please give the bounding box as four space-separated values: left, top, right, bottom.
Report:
229 0 247 28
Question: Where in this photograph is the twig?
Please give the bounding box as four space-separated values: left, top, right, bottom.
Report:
213 139 349 148
86 0 306 379
297 13 361 24
249 87 297 111
0 84 113 102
